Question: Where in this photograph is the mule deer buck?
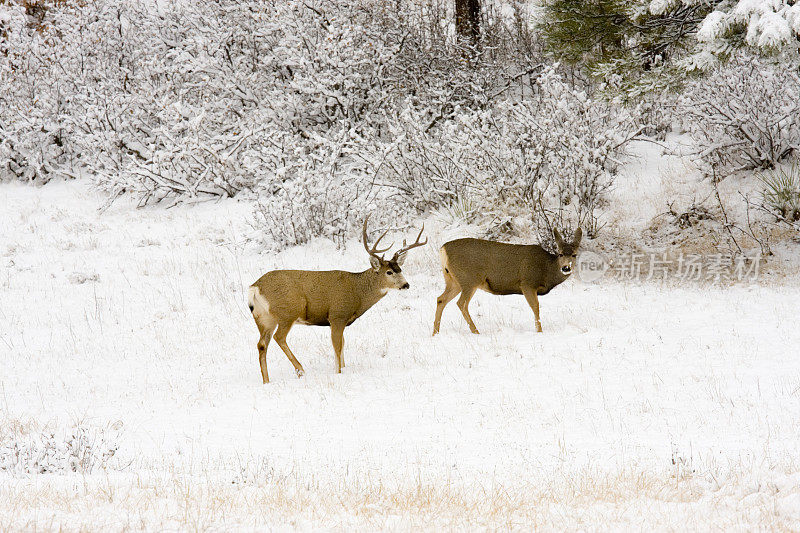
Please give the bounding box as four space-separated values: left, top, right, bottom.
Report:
432 228 582 335
248 217 427 383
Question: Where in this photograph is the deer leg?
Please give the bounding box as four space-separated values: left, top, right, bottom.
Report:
433 274 461 335
330 321 346 374
273 321 305 378
456 286 480 334
255 317 278 384
522 287 543 333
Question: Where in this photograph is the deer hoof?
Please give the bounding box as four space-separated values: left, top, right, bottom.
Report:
295 368 305 378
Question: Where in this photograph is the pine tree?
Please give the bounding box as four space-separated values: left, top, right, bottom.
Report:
538 0 714 93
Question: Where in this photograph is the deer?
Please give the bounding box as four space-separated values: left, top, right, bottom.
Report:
248 217 427 383
432 228 582 335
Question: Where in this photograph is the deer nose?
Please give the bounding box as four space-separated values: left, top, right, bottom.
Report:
401 282 410 289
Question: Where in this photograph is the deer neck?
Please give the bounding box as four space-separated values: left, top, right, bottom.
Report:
541 250 569 292
355 268 389 312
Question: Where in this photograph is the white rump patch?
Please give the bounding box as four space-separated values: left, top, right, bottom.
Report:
439 247 449 271
247 286 270 319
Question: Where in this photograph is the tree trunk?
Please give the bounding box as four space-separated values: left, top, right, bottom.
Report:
455 0 480 48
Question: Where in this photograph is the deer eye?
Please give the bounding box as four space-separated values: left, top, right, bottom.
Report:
386 271 393 276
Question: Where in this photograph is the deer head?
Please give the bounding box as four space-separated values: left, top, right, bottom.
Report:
553 227 582 276
362 216 427 291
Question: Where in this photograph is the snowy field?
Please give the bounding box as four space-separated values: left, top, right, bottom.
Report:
2 180 800 530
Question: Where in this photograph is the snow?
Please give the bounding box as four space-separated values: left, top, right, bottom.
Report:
698 0 800 50
733 0 772 18
648 0 676 16
697 11 726 42
606 135 702 231
753 11 794 48
2 179 800 529
789 3 800 33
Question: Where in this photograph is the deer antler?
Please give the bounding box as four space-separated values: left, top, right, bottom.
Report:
391 224 428 263
362 215 393 261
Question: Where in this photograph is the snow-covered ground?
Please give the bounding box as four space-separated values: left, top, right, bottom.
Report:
2 180 800 530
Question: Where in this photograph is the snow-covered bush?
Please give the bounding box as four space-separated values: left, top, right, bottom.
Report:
0 425 118 475
677 54 800 174
70 0 343 202
251 129 381 248
253 174 363 248
1 0 403 199
4 0 639 245
1 0 544 189
380 1 541 128
0 3 71 183
372 70 641 237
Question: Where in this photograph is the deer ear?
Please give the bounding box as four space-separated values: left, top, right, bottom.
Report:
395 250 408 266
553 229 564 247
573 227 582 246
369 255 381 271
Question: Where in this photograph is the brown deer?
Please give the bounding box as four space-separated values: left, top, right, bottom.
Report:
432 228 582 335
248 217 427 383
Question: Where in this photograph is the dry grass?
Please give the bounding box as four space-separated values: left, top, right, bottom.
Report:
1 462 798 531
0 417 44 440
